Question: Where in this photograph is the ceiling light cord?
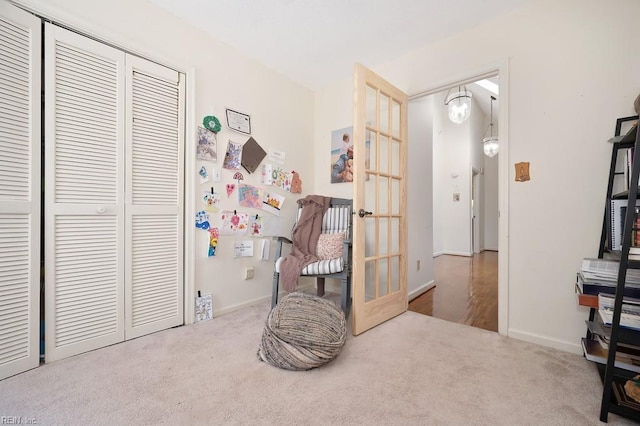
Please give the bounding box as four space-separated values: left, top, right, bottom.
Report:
483 95 499 158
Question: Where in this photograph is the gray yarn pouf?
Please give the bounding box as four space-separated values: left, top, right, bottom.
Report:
257 292 347 371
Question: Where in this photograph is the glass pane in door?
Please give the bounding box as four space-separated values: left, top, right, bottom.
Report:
379 135 389 174
391 256 400 292
391 100 400 138
364 217 376 258
366 84 377 129
378 258 389 296
391 138 400 176
378 176 388 215
365 260 376 301
391 178 399 214
380 93 389 134
379 217 388 255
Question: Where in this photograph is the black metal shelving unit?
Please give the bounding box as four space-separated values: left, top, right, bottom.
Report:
588 117 640 422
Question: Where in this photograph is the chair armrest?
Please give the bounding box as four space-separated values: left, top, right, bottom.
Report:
272 236 292 245
272 236 292 261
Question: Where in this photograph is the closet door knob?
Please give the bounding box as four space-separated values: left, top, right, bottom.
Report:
96 207 106 214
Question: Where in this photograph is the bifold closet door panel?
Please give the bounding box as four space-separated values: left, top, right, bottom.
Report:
0 2 41 380
44 24 126 363
125 55 184 340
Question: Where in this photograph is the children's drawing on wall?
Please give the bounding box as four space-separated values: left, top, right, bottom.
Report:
249 215 263 237
199 165 210 184
261 164 273 185
208 227 219 257
223 140 242 170
238 184 263 209
262 192 285 216
197 127 217 161
330 126 370 183
195 292 213 322
220 210 249 235
272 167 291 192
290 171 302 193
195 211 210 230
202 189 221 212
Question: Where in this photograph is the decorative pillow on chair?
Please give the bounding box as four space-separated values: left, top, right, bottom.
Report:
316 233 344 260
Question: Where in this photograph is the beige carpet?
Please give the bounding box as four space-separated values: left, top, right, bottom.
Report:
0 300 635 425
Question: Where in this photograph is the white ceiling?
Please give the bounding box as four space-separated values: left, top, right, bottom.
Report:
149 0 532 91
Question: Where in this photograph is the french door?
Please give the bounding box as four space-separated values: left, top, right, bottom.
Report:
352 64 408 335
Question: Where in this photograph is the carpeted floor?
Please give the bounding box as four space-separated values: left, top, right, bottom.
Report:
0 299 635 425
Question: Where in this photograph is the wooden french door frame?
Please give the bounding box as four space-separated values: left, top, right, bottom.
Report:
351 63 408 335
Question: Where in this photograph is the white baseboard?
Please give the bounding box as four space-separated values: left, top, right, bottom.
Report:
213 283 315 317
436 251 473 257
409 280 435 301
508 328 582 355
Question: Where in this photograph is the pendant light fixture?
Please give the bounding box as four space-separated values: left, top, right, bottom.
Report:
444 86 472 124
483 95 499 158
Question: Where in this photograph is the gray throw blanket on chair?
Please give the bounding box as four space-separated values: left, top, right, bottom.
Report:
279 195 332 292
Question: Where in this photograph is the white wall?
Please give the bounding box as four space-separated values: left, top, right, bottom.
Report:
469 97 487 253
433 92 472 256
315 0 640 353
432 96 444 256
407 97 435 297
17 0 315 316
483 154 499 251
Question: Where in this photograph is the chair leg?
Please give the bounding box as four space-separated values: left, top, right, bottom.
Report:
341 276 351 317
272 271 280 309
316 277 325 297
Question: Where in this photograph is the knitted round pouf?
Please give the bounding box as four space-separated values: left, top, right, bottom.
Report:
257 292 346 371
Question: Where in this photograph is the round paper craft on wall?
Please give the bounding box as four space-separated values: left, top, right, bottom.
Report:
203 115 222 133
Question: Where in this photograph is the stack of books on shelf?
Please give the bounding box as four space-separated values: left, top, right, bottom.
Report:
598 292 640 330
583 309 640 373
579 257 640 372
610 199 640 255
582 326 640 373
578 258 640 298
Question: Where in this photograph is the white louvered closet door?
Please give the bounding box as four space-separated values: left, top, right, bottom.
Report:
44 24 126 362
0 2 41 380
125 55 184 339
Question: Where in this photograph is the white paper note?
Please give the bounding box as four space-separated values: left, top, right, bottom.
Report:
234 240 254 257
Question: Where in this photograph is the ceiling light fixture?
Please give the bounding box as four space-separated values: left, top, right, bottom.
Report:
444 86 472 124
483 95 499 158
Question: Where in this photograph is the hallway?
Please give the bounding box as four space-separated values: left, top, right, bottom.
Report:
408 251 498 332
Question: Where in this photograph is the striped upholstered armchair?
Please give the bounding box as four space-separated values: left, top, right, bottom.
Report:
271 197 353 316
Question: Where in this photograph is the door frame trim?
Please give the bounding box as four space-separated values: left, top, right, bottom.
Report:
407 59 510 336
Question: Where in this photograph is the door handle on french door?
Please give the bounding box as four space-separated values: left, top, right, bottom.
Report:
358 209 373 218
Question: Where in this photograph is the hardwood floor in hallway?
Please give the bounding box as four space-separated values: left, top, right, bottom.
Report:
408 251 498 332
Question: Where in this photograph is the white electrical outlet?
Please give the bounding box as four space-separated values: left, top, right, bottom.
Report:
244 267 254 280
